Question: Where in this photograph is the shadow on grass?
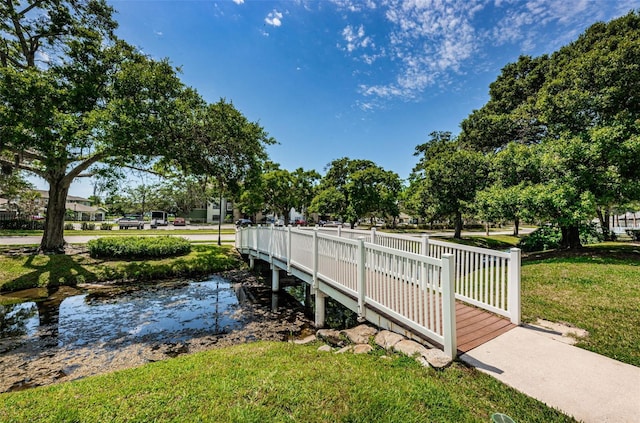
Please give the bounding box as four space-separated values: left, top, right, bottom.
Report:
97 245 244 283
523 243 640 264
2 252 98 292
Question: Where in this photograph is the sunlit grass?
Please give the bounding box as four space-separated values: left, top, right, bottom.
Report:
0 342 575 423
522 244 640 366
0 244 243 295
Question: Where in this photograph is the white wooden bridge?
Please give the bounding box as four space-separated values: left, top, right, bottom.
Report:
236 226 521 358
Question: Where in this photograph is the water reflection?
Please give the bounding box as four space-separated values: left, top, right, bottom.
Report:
0 302 38 338
0 276 244 349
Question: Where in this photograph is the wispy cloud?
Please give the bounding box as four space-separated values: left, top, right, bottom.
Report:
340 24 374 53
330 0 376 13
265 10 284 27
334 0 635 107
359 0 482 102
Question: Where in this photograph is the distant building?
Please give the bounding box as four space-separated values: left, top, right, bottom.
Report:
36 190 107 221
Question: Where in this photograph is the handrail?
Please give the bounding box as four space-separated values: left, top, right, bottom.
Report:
286 226 521 324
236 225 459 357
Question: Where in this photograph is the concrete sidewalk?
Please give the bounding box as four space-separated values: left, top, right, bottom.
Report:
460 326 640 423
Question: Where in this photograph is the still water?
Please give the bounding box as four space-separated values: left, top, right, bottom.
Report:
0 276 245 352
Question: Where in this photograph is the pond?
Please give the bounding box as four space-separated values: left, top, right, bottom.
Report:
0 272 316 393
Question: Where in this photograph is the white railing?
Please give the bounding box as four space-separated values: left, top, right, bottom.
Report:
293 226 521 324
236 225 457 357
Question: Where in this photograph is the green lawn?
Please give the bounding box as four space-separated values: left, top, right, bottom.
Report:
0 244 242 295
0 342 574 423
521 243 640 366
0 228 236 236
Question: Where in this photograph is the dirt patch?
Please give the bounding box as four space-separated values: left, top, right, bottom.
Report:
0 269 314 393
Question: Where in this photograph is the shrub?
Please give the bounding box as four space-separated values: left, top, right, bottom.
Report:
88 236 191 259
100 223 113 230
579 222 604 245
518 226 561 252
519 223 606 252
627 229 640 241
81 222 96 231
64 223 75 230
0 219 45 230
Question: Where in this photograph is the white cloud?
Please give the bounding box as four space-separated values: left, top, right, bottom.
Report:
330 0 376 13
265 10 284 27
233 0 244 4
341 24 374 53
358 0 483 101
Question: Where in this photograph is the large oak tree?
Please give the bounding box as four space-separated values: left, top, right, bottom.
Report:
0 0 194 252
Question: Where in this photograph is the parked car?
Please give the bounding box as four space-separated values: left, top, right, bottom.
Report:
173 217 186 226
293 218 307 226
118 215 145 230
235 218 253 227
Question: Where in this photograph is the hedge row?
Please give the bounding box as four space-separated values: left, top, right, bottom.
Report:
88 236 191 259
0 219 45 230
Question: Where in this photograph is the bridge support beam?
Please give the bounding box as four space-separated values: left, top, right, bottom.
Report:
249 256 255 269
314 290 326 328
271 267 280 292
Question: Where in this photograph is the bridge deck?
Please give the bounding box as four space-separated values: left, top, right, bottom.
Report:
456 302 515 353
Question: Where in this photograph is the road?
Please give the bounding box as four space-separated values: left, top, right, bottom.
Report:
0 226 532 246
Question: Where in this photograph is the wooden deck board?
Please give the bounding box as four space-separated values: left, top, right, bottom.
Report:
455 302 516 353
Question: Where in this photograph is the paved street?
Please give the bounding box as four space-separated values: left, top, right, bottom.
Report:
0 226 532 246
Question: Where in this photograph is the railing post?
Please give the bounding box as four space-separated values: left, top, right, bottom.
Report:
315 290 326 328
508 248 522 325
286 225 292 273
337 225 342 238
421 234 430 256
269 224 274 263
357 238 366 321
312 228 319 288
441 253 457 359
272 267 280 292
371 227 377 245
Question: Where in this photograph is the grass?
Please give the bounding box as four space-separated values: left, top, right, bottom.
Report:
0 228 236 236
521 243 640 366
0 342 575 423
0 244 243 295
434 235 521 250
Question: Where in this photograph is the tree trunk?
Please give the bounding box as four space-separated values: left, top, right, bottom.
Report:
40 178 70 253
454 211 463 239
596 208 611 240
513 217 520 236
559 225 582 249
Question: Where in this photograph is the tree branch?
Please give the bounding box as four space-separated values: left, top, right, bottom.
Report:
0 155 46 178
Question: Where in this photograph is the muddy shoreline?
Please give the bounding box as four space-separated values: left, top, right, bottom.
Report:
0 269 315 393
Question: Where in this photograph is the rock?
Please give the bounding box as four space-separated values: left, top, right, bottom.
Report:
316 329 345 346
317 345 332 353
415 356 431 368
374 330 405 350
335 346 353 354
341 325 378 344
353 344 373 354
422 349 452 369
393 339 429 358
292 335 316 345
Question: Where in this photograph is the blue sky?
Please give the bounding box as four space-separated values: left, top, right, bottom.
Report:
42 0 639 198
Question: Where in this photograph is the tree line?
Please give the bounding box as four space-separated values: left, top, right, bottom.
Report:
1 2 638 251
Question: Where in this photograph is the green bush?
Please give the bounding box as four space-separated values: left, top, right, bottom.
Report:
627 229 640 241
519 223 606 252
0 219 45 230
518 226 562 252
579 222 604 245
64 223 75 230
88 236 191 259
81 222 96 230
100 223 113 230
